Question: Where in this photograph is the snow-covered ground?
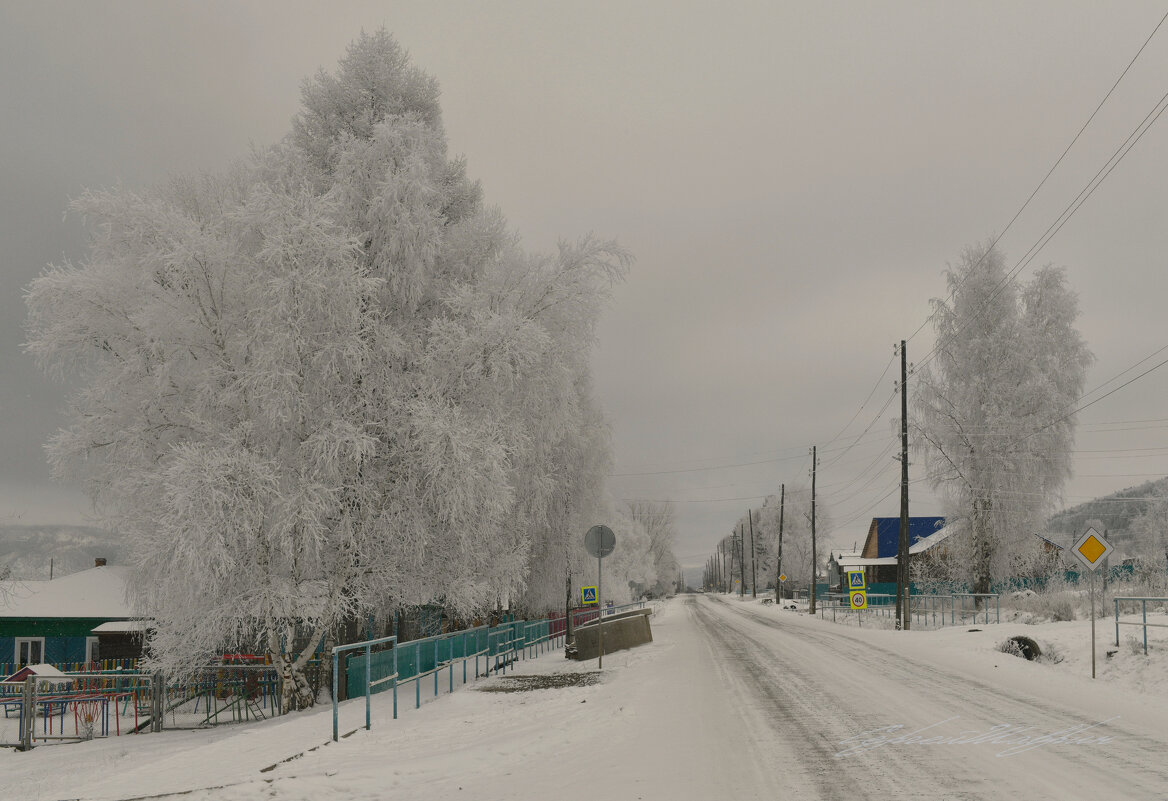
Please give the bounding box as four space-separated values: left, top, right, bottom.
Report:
4 594 1167 801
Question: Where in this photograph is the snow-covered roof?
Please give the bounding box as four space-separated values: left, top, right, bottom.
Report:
839 556 897 567
92 619 151 633
865 516 946 558
836 528 952 569
2 663 75 685
0 565 133 619
909 525 954 554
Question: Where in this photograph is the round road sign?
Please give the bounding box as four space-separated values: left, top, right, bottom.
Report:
584 524 616 558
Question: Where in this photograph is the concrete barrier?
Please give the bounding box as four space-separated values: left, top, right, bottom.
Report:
569 607 653 661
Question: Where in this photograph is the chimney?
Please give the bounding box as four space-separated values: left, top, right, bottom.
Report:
95 558 107 567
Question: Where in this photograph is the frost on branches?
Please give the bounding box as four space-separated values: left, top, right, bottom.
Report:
912 241 1092 595
25 30 632 709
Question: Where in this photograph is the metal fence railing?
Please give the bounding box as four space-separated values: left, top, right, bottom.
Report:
1114 596 1168 656
816 592 1000 628
332 601 651 741
332 617 564 742
0 671 165 750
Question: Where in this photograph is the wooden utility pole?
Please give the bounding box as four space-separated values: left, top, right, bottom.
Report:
775 484 785 602
897 340 911 630
728 532 734 595
720 541 726 592
810 446 818 615
737 525 744 598
748 509 757 598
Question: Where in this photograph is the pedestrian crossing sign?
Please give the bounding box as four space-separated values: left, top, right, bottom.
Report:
581 586 598 605
847 570 866 590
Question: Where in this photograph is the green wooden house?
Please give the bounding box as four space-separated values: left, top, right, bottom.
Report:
0 560 133 668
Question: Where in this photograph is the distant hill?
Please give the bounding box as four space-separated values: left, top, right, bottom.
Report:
0 525 126 580
1046 476 1168 551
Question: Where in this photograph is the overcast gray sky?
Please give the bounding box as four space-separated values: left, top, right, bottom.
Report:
3 1 1167 568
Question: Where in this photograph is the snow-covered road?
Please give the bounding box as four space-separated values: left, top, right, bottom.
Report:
7 595 1168 800
691 594 1168 799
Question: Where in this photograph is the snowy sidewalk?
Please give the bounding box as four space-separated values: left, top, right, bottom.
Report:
7 600 746 801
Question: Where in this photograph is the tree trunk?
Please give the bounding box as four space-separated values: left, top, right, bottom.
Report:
273 623 327 714
971 497 994 605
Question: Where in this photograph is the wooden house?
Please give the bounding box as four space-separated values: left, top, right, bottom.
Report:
0 560 136 668
835 516 949 587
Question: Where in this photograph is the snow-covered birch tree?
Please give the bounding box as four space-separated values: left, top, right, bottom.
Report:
627 500 679 596
25 29 627 707
913 241 1092 595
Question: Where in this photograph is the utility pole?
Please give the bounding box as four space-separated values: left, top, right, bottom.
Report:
896 340 911 631
748 509 757 598
720 540 726 593
810 445 818 615
774 484 785 602
728 532 734 595
737 524 744 598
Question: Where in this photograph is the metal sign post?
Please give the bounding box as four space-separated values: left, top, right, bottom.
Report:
584 525 616 668
1090 570 1097 679
1071 527 1113 679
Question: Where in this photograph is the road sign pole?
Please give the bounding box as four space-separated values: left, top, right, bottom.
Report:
583 524 616 670
598 551 604 669
1090 569 1096 679
1071 527 1111 680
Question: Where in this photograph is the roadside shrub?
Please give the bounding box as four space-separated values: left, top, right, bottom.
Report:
998 635 1042 661
1037 641 1064 664
1047 596 1075 622
1125 634 1151 656
998 639 1024 658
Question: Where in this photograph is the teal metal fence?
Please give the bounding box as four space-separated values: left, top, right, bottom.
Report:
1114 596 1168 655
332 602 646 741
333 616 563 741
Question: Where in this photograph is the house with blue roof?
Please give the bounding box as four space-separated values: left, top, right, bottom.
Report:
836 516 949 587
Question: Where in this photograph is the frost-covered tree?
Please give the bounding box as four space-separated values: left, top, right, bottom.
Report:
577 506 656 604
1128 501 1168 585
26 29 627 707
627 500 679 596
913 241 1092 595
753 487 827 593
514 390 613 614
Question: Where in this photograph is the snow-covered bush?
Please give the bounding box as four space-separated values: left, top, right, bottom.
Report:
1037 641 1064 664
997 638 1025 658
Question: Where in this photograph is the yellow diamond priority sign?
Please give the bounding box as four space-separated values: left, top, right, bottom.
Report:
1071 527 1113 572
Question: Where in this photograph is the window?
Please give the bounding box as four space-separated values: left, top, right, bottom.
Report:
15 637 44 666
85 637 100 665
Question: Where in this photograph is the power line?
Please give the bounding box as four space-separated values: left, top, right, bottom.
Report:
820 389 899 471
821 352 897 449
915 85 1168 376
693 12 1168 552
906 8 1168 349
608 429 881 478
